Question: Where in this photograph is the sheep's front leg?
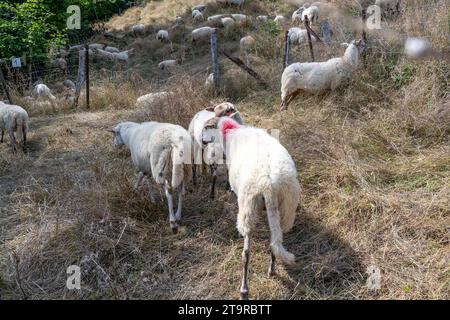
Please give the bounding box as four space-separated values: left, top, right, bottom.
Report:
0 130 4 143
22 127 27 151
164 180 178 234
240 234 251 300
192 165 198 186
175 182 185 223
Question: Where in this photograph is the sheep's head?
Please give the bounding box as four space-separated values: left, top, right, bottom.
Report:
214 102 237 117
108 122 130 147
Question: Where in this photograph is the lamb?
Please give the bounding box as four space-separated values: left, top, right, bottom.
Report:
215 116 300 299
192 27 217 42
302 5 320 24
288 27 318 45
375 0 401 18
132 23 146 35
274 15 286 25
33 83 56 100
157 30 169 41
280 39 365 110
158 59 181 70
0 102 29 152
188 102 244 198
109 121 192 233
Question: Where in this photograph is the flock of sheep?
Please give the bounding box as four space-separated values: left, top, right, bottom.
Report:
2 0 435 300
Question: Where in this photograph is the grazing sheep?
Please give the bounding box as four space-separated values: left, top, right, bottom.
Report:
188 102 244 198
104 46 120 53
193 4 206 12
192 26 217 42
375 0 401 18
93 48 133 62
132 23 146 35
52 58 68 73
231 13 248 25
192 9 204 23
88 43 106 50
157 29 169 41
0 102 29 152
33 83 56 100
217 0 245 7
158 59 181 70
280 40 365 110
215 116 300 300
110 121 192 233
256 15 268 23
288 27 318 45
240 36 256 67
207 14 225 27
136 91 174 108
292 8 304 25
274 15 286 25
221 17 236 28
302 5 320 24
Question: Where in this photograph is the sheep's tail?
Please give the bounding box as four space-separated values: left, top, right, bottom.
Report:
263 187 296 265
170 132 192 188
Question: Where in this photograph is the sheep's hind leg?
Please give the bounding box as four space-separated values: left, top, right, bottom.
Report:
210 164 218 199
22 127 27 151
175 182 185 223
134 172 145 189
165 180 178 234
0 130 4 143
268 251 276 277
240 234 251 300
8 130 16 153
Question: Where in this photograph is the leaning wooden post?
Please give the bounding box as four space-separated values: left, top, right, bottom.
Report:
0 61 13 104
304 16 315 62
210 29 219 90
361 9 367 66
85 44 90 109
72 47 86 109
283 30 290 70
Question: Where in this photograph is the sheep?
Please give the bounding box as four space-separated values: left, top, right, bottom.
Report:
158 59 181 71
231 13 248 25
0 102 29 152
274 15 286 25
192 9 204 23
375 0 401 18
192 4 206 12
288 27 318 45
157 29 169 42
52 58 68 73
240 36 256 67
132 23 146 35
63 79 76 91
188 102 244 198
88 43 106 50
136 91 174 108
256 15 268 23
302 5 320 24
110 121 192 233
192 26 217 42
217 0 245 7
280 40 365 110
33 83 56 100
207 14 224 27
93 48 133 62
214 116 300 300
221 17 235 28
175 16 184 25
404 37 432 60
291 8 303 25
104 46 120 53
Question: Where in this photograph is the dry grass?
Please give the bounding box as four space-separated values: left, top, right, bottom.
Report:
0 0 449 299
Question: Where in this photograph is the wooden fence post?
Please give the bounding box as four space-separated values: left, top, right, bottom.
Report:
72 47 86 109
0 61 13 104
85 44 90 109
210 30 219 90
283 30 290 70
361 9 367 66
304 16 315 62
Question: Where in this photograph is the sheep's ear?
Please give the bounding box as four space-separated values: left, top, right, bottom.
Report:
205 106 215 112
340 42 349 48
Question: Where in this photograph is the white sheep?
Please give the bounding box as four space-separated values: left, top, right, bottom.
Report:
240 36 256 67
404 37 432 60
33 83 56 100
132 23 146 35
192 26 217 42
157 30 169 41
274 15 286 25
221 17 235 28
0 102 29 152
291 8 303 25
302 5 320 24
192 4 206 12
288 27 318 45
158 59 181 70
188 102 244 198
231 13 248 25
110 121 192 233
215 116 300 300
52 58 68 73
207 14 225 27
375 0 401 18
104 46 120 53
217 0 245 6
256 15 268 23
136 91 174 108
280 40 365 110
93 48 133 62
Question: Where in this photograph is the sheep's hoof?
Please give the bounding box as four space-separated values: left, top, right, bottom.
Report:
240 291 249 300
171 226 178 234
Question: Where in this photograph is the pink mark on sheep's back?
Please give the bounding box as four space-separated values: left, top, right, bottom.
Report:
219 118 241 138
